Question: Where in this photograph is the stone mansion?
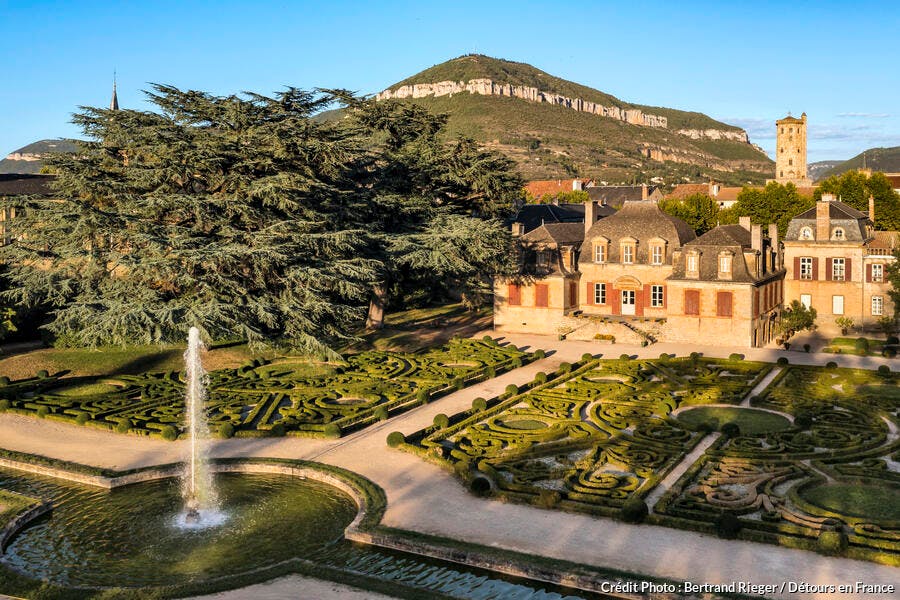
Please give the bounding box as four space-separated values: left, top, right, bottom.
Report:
494 193 897 348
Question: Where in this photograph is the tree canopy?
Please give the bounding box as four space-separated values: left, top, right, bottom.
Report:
0 87 521 349
720 182 815 237
658 193 720 235
815 171 900 231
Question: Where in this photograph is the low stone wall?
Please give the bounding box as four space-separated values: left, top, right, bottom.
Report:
0 496 52 552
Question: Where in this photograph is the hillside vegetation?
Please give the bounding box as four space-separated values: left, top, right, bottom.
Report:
820 146 900 179
380 55 772 184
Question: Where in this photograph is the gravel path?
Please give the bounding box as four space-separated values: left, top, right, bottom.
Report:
0 334 897 600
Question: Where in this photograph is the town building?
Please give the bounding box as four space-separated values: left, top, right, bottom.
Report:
586 184 662 208
782 193 897 332
773 113 812 187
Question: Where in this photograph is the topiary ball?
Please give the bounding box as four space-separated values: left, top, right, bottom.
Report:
777 357 789 366
162 425 178 441
581 352 594 362
115 418 130 433
715 512 742 539
0 376 9 386
469 475 493 497
36 370 49 379
793 413 813 430
0 399 9 412
534 372 547 384
816 529 848 555
218 422 235 439
270 423 286 437
826 361 838 370
433 413 450 429
505 384 519 396
558 362 572 374
482 335 494 343
620 497 648 523
619 354 631 361
720 422 741 438
417 389 430 404
729 353 744 361
690 352 701 360
884 347 897 358
888 336 899 346
533 349 545 359
374 406 388 421
878 364 891 375
472 397 487 412
386 431 405 447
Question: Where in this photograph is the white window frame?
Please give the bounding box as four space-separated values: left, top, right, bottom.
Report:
687 254 698 273
651 245 663 265
872 296 884 316
800 294 812 310
651 285 664 308
800 227 813 240
594 283 606 305
872 263 884 283
833 295 844 315
622 244 634 264
800 257 813 280
832 227 845 241
719 255 731 274
594 244 605 263
832 258 845 281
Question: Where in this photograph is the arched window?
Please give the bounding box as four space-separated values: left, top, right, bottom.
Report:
800 227 813 240
832 228 845 241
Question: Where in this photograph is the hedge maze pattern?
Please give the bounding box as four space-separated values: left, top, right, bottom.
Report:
656 364 900 561
409 356 770 513
0 338 532 439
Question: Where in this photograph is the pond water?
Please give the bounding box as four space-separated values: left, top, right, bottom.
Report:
0 469 606 599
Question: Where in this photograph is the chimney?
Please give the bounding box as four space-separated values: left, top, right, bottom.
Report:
511 222 525 237
769 223 780 271
869 195 876 224
751 224 763 253
573 179 583 191
585 201 597 237
641 183 648 200
816 198 830 240
739 216 751 231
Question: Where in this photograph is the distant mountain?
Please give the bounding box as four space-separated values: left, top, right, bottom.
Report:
818 146 900 180
0 139 78 174
808 160 844 182
375 55 773 186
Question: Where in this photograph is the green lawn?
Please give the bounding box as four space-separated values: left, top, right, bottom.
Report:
0 489 39 528
801 482 900 522
822 337 889 357
675 406 793 435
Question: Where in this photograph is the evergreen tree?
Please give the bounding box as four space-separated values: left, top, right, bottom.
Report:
658 193 720 235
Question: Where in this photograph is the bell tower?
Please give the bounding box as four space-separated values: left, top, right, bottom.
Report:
774 112 811 186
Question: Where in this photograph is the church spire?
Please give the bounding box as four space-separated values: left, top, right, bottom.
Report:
110 71 119 111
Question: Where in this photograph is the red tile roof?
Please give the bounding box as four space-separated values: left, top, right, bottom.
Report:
525 179 592 199
665 183 709 200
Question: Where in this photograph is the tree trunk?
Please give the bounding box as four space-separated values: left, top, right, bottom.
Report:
366 284 387 330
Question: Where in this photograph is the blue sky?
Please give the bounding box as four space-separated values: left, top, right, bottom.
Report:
2 0 898 162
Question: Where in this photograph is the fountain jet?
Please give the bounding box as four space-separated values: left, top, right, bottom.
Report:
181 326 218 524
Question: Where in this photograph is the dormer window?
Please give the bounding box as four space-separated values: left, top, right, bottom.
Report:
536 251 549 268
718 252 733 279
800 226 813 240
621 240 636 264
686 252 699 278
832 227 845 241
594 244 606 263
651 245 663 265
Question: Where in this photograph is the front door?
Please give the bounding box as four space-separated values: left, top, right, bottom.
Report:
621 290 636 315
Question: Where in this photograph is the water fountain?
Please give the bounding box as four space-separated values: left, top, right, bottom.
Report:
179 326 220 527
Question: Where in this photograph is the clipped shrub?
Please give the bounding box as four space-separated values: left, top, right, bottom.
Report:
36 406 49 418
721 422 741 438
878 364 891 376
777 357 789 366
0 376 9 386
472 397 487 412
533 349 545 359
270 423 286 437
482 335 494 343
374 406 389 421
505 384 519 396
715 512 742 539
0 399 9 412
619 353 631 361
620 497 648 523
728 353 744 361
485 366 496 378
581 353 593 362
469 475 493 497
36 370 49 379
658 353 670 361
161 425 178 441
323 423 341 439
793 413 813 430
511 357 523 368
535 489 562 509
433 413 450 429
884 347 897 358
826 361 838 370
888 336 899 345
534 372 547 384
417 389 430 404
689 352 701 360
558 362 572 374
855 337 870 353
75 412 89 425
453 377 464 390
115 418 131 433
218 422 235 439
803 343 811 353
386 431 405 447
640 340 648 347
816 529 848 555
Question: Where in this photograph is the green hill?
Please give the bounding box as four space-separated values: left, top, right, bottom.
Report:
819 146 900 180
0 139 78 174
379 55 772 185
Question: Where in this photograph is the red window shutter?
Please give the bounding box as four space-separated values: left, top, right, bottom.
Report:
826 258 832 281
867 264 873 283
685 290 700 315
535 284 549 307
643 284 651 307
508 284 521 306
661 285 667 309
845 258 852 281
611 287 621 315
717 291 733 317
635 289 644 317
586 282 593 305
812 257 819 280
794 257 801 280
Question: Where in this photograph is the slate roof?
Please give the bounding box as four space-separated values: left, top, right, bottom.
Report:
586 185 660 208
670 224 771 283
665 183 708 200
0 174 55 196
511 203 614 233
521 223 585 246
686 224 751 247
793 201 868 221
866 230 899 251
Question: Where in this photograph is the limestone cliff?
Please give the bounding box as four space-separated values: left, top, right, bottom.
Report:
377 78 669 129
